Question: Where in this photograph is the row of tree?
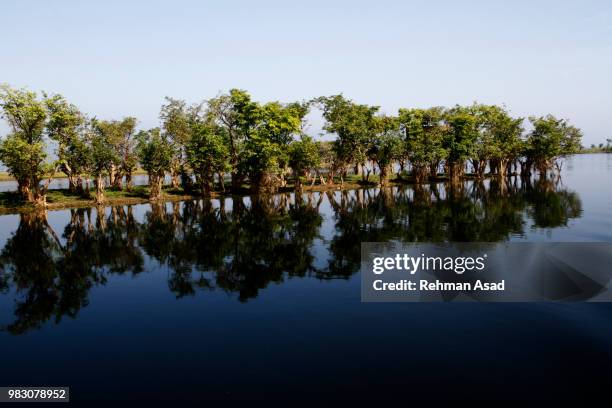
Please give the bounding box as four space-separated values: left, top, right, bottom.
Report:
0 84 582 206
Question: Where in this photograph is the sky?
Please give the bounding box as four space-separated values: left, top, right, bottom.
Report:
1 0 611 145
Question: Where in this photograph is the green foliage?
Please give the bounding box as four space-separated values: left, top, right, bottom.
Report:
93 117 138 176
444 106 478 163
135 128 173 176
398 107 448 168
368 115 403 168
316 95 379 167
160 97 191 146
0 85 54 200
288 136 321 175
185 123 230 192
44 93 90 186
0 84 47 144
526 115 582 164
89 129 119 177
0 134 52 185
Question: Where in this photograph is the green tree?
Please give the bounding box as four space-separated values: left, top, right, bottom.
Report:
444 106 478 183
160 97 192 189
398 107 448 183
368 115 403 185
524 115 582 177
288 136 321 190
93 117 137 190
44 93 90 193
136 128 174 200
207 89 261 191
316 95 379 183
0 85 54 204
88 122 119 204
185 123 230 195
244 101 304 193
469 104 523 178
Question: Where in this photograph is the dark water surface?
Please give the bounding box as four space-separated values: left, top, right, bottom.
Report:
1 154 611 403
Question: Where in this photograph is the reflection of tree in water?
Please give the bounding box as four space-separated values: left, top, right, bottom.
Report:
0 207 144 334
141 193 324 301
0 177 581 333
324 177 582 278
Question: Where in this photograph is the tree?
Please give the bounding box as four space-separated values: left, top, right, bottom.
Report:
444 106 478 183
245 101 303 193
485 106 523 178
160 98 192 189
93 117 137 190
398 107 448 183
208 89 261 191
469 104 523 178
136 128 174 201
524 115 582 177
316 95 379 183
368 115 403 185
288 136 320 190
0 85 54 204
44 93 89 193
185 123 230 196
88 124 118 204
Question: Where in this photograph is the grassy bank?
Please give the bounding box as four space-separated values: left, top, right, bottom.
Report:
0 169 149 182
0 175 378 214
0 172 511 214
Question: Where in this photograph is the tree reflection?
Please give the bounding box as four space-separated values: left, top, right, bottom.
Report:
0 177 582 334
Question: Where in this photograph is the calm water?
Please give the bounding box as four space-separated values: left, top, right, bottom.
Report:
0 153 611 403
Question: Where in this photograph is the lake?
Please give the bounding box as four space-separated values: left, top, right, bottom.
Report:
1 153 611 403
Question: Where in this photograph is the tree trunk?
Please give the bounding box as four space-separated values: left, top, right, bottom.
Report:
413 165 428 184
171 169 180 189
67 173 77 193
231 172 241 191
449 161 464 184
180 169 193 193
498 159 508 179
76 175 85 196
294 170 302 191
95 174 105 204
125 171 133 191
112 171 123 190
379 164 391 186
17 178 33 202
218 172 225 192
251 172 277 194
149 173 163 201
473 159 487 178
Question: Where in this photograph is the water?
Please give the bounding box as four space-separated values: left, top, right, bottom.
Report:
0 153 611 403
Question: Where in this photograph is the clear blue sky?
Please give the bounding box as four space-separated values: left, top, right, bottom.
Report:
1 0 611 145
